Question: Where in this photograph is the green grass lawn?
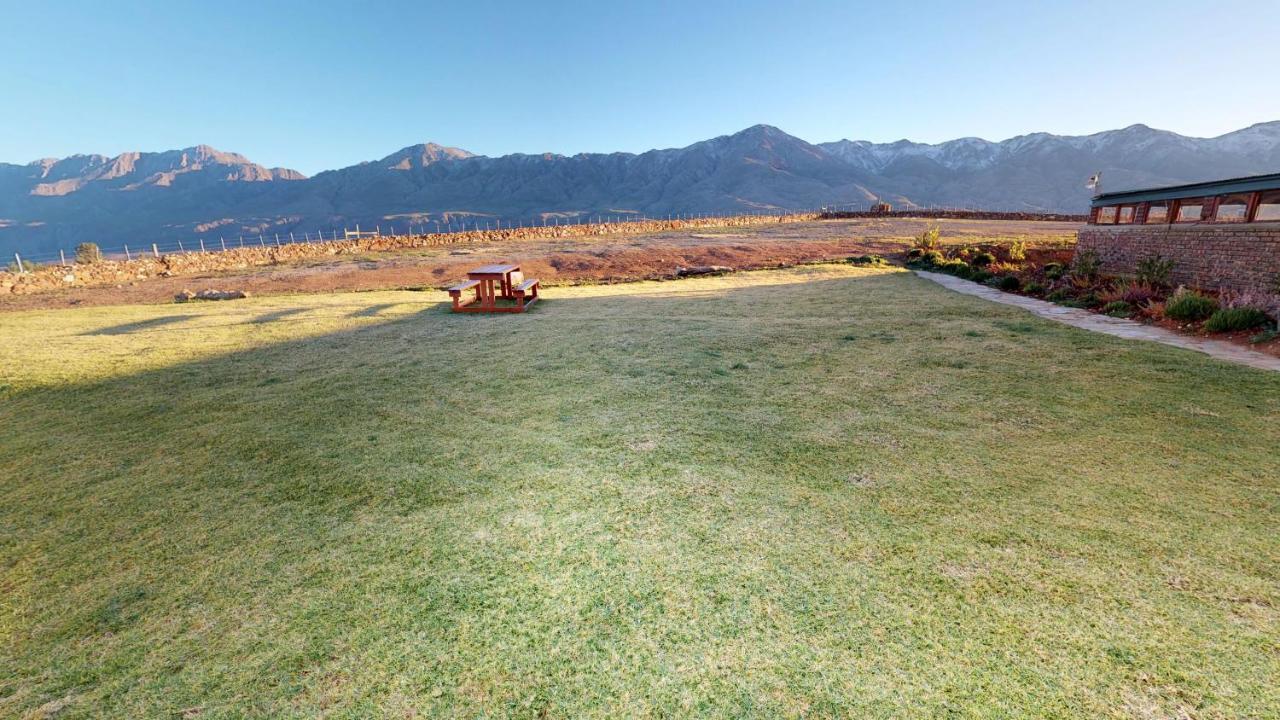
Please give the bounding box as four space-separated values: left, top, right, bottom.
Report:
1 265 1277 718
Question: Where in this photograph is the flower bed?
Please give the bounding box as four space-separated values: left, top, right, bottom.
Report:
903 226 1280 352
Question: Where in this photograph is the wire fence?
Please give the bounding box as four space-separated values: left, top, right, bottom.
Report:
6 209 828 271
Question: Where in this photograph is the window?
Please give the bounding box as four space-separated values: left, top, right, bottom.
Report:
1175 198 1207 223
1095 206 1117 224
1215 193 1251 223
1255 191 1280 222
1117 206 1136 224
1144 202 1169 224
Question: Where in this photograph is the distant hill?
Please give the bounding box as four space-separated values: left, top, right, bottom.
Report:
4 122 1280 258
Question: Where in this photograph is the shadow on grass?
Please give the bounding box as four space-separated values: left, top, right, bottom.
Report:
80 314 192 336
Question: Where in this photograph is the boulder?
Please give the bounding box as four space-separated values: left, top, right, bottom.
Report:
676 265 734 277
175 289 248 303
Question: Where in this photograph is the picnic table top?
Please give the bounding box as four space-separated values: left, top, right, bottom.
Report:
467 263 520 276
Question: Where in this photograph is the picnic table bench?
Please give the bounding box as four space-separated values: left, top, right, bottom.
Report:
448 263 539 313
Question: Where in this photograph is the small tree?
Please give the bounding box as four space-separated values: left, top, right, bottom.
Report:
913 224 941 252
75 242 103 265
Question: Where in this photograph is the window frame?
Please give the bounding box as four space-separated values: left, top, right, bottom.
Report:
1172 198 1209 224
1252 190 1280 222
1213 193 1253 224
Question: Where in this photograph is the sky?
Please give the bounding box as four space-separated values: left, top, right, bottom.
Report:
4 0 1279 175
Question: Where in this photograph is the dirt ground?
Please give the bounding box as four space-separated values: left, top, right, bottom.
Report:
0 218 1078 312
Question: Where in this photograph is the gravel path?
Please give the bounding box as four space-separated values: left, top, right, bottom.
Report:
917 271 1280 373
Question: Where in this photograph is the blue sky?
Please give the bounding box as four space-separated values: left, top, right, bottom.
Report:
4 0 1279 175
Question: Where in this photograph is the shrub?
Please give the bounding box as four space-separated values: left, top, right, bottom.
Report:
1099 280 1161 307
1070 250 1101 281
913 224 942 251
971 251 996 267
1164 288 1218 322
936 259 972 278
1023 281 1044 295
919 250 944 267
906 248 924 260
1046 288 1072 302
1135 255 1175 288
1102 300 1134 317
1204 307 1269 333
1250 328 1279 344
996 275 1021 292
1042 262 1066 280
1006 240 1027 262
75 242 103 265
849 254 888 266
969 270 993 284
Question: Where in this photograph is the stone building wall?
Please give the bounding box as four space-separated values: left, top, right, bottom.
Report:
1077 223 1280 293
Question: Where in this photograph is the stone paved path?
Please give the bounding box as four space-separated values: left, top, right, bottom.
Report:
916 271 1280 373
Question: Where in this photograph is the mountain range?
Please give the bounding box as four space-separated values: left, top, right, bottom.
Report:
4 122 1280 258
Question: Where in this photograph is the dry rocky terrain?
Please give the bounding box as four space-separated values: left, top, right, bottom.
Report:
0 217 1080 311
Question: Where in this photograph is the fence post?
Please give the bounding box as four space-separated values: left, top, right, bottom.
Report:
13 253 23 273
178 240 185 253
259 235 265 247
221 237 227 252
60 249 67 265
289 232 295 244
200 238 206 253
152 243 159 258
125 245 131 261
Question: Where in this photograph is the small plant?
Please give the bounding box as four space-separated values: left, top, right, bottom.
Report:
849 254 888 267
919 250 945 267
1102 300 1134 317
1164 288 1219 322
913 224 942 251
1023 281 1044 295
937 259 972 278
1135 255 1175 288
1099 280 1161 307
969 270 993 284
971 252 996 267
1070 250 1101 281
1249 328 1279 344
75 242 103 265
1046 288 1072 303
906 248 924 260
1042 262 1066 280
996 275 1021 292
1007 240 1027 262
1204 307 1269 333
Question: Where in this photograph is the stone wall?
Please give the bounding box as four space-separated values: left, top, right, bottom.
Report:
1 213 818 296
819 209 1087 223
1077 223 1280 293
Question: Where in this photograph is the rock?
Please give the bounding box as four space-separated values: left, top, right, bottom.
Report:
175 289 248 303
676 265 734 277
63 273 76 283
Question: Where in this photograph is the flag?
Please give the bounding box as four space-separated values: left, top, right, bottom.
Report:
1086 171 1101 191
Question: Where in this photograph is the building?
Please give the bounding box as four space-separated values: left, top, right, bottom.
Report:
1078 173 1280 293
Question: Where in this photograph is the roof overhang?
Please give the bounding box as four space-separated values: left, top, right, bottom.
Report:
1091 172 1280 207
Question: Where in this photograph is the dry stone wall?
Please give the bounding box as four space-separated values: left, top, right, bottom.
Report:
1077 223 1280 293
819 210 1087 223
1 213 818 296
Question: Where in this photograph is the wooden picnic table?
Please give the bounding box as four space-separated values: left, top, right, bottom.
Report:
447 263 540 313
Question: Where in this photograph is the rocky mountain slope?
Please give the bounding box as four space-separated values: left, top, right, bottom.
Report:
4 122 1279 258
